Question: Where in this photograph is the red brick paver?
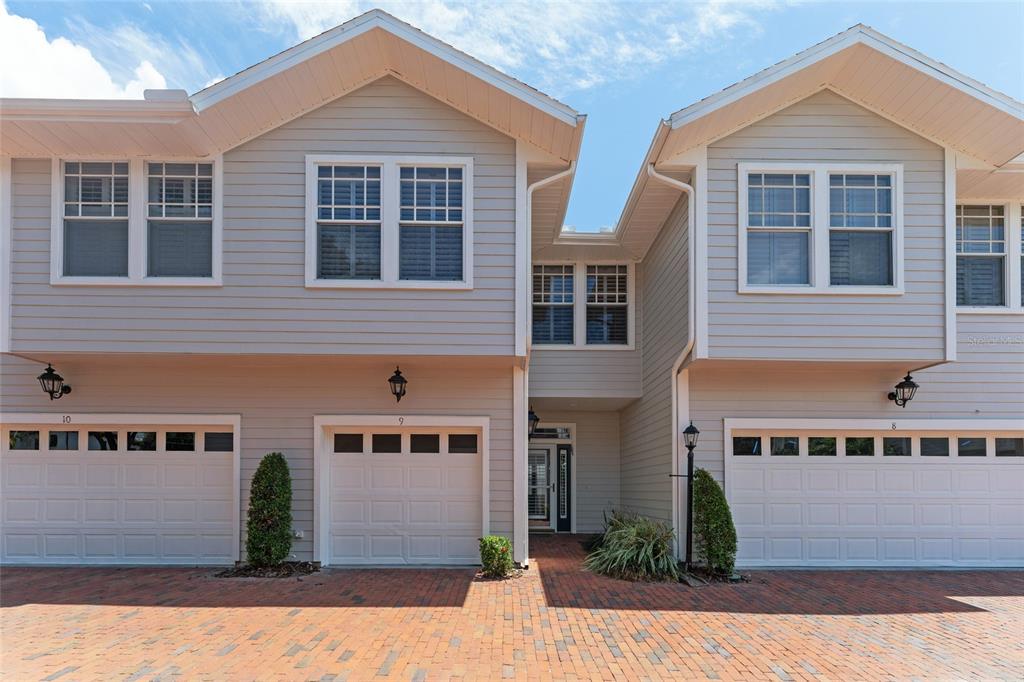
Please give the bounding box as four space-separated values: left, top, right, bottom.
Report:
2 536 1022 681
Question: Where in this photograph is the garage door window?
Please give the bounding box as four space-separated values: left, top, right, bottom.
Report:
410 434 440 453
9 431 40 450
166 432 195 451
920 437 950 456
334 433 363 453
770 436 798 456
372 434 402 453
996 438 1024 457
89 432 118 450
808 437 836 456
845 437 874 456
127 431 157 451
958 437 986 457
48 431 78 450
733 437 762 456
883 437 911 456
448 434 478 454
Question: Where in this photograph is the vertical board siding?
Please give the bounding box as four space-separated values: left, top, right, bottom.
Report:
707 89 946 361
619 196 689 523
0 354 514 561
534 410 621 532
9 78 516 355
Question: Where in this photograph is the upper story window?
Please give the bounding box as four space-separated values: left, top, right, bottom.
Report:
531 262 633 348
738 163 903 294
956 205 1004 306
146 163 214 278
532 264 574 345
586 265 629 345
54 159 220 285
316 165 382 280
305 155 473 289
62 162 129 277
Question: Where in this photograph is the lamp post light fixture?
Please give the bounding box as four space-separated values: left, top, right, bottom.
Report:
387 367 407 403
37 364 72 400
681 421 700 571
887 373 919 408
528 407 540 438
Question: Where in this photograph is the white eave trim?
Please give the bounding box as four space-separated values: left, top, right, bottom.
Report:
669 25 1023 130
189 10 580 127
0 99 195 123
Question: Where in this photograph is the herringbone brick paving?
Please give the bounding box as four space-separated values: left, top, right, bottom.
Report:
2 535 1022 680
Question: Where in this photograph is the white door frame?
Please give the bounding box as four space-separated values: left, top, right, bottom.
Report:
528 421 576 534
0 412 242 563
312 414 490 565
527 443 555 529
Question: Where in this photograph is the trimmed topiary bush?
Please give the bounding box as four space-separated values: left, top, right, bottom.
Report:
692 468 737 576
584 510 679 581
479 535 513 578
246 452 293 567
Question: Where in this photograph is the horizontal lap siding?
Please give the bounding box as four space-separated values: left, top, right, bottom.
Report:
534 410 620 532
619 197 689 523
707 90 946 361
10 77 516 355
0 354 514 561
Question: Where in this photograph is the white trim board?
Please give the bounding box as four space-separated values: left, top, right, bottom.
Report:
0 156 11 353
0 412 242 564
312 414 491 566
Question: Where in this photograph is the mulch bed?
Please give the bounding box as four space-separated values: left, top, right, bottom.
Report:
215 561 319 578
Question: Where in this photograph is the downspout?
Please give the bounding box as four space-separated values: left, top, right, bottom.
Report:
646 163 697 557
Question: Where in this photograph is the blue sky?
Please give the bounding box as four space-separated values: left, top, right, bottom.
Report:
3 1 1021 231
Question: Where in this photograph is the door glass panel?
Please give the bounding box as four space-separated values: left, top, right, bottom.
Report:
166 432 195 452
995 438 1024 457
372 434 402 453
559 449 569 520
333 433 363 453
204 432 234 452
808 437 836 456
9 431 40 450
920 438 949 456
770 436 798 456
127 431 157 451
845 437 874 456
883 437 911 456
448 434 478 454
48 431 79 450
528 448 549 520
958 437 986 457
733 437 761 456
410 434 440 453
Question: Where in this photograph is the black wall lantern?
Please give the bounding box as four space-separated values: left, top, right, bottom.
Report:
887 373 919 408
528 407 540 437
38 364 72 400
387 366 407 403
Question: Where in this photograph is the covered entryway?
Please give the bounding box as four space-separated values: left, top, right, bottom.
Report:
724 419 1024 567
316 416 488 566
0 414 240 565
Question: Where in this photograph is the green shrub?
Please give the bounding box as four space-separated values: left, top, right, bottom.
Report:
692 468 737 576
246 452 293 567
584 510 679 581
479 535 513 578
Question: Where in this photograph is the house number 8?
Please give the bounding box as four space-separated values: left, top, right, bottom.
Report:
891 423 897 430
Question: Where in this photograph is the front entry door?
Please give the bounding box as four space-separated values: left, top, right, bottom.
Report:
528 446 552 525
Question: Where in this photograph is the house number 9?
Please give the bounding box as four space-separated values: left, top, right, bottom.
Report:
398 417 405 425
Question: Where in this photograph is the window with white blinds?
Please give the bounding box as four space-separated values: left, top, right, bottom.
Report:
586 265 629 345
146 162 214 278
956 205 1005 306
532 265 574 345
738 163 903 293
531 262 633 349
305 156 472 288
62 161 129 277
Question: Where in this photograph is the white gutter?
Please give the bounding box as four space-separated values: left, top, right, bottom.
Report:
645 163 697 558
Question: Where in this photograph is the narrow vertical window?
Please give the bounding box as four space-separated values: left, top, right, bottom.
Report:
829 173 894 286
63 161 129 277
956 205 1005 306
316 165 382 280
146 162 214 277
746 173 811 285
399 166 464 281
532 264 574 344
586 265 629 345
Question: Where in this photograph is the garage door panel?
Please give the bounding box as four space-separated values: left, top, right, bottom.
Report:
5 498 39 522
6 463 42 487
84 499 118 522
44 499 79 523
729 433 1024 567
370 500 404 524
47 463 79 487
83 533 118 558
123 464 158 487
409 500 442 523
409 467 443 488
447 536 479 560
4 534 39 558
164 464 197 487
409 535 442 559
44 534 78 558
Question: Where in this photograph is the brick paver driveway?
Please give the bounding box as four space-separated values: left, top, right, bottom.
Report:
2 536 1023 681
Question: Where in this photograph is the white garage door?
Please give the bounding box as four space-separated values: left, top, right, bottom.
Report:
2 421 237 565
328 427 483 565
726 430 1024 567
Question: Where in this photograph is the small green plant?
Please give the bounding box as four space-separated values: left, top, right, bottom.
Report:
584 510 679 581
692 468 737 576
246 452 293 567
479 535 514 578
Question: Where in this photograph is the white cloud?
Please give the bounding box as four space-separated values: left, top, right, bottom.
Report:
252 0 780 95
0 2 168 98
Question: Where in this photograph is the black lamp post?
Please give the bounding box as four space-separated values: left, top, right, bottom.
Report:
887 373 919 408
37 364 72 400
682 422 700 571
528 407 540 438
387 367 407 403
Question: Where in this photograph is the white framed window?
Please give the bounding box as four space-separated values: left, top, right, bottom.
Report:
955 201 1024 312
737 163 904 294
51 158 222 286
530 261 634 349
532 264 574 345
304 155 473 289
